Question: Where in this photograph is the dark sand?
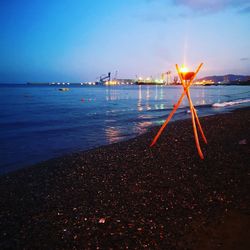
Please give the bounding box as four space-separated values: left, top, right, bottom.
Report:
0 108 249 249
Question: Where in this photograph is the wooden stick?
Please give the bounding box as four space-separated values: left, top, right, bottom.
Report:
192 106 207 144
150 63 203 147
186 88 204 159
150 89 186 146
176 64 205 159
176 64 207 144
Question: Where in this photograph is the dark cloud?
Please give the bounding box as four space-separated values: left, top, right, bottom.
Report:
240 57 249 61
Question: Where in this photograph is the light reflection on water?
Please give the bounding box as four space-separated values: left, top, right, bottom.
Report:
0 84 249 173
105 126 121 144
103 85 250 146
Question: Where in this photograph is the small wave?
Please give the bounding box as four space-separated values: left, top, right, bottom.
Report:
187 109 197 113
212 99 250 108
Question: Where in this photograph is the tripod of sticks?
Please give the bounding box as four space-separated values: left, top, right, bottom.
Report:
150 63 207 159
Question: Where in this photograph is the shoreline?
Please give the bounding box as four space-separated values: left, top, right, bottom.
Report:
0 107 249 249
2 105 250 176
1 83 250 176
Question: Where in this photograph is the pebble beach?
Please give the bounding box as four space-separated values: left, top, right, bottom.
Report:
0 107 249 249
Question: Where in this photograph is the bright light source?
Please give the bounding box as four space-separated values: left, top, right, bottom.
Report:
180 65 189 73
179 65 195 80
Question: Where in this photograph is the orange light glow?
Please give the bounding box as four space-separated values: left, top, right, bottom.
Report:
179 65 195 81
180 66 189 73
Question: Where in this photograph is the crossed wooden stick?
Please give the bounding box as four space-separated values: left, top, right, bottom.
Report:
150 63 207 159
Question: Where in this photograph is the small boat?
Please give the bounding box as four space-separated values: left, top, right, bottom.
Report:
59 88 70 91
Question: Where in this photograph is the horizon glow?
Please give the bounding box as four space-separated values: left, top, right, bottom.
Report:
0 0 249 83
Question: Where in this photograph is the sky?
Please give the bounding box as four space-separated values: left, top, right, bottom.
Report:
0 0 250 83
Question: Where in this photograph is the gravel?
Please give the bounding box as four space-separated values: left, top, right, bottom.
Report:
0 107 249 249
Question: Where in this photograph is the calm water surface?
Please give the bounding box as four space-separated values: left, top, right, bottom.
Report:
0 84 249 174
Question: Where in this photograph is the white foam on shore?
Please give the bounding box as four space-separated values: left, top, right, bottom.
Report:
212 99 250 108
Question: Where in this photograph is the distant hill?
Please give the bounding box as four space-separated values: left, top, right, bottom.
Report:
197 74 250 83
197 74 250 84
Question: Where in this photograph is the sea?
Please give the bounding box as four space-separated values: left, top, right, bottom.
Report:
0 84 250 174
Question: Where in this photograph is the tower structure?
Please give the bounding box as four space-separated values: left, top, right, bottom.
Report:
150 63 207 159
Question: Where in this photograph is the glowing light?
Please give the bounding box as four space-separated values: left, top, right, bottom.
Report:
180 65 189 73
104 80 117 86
179 65 195 81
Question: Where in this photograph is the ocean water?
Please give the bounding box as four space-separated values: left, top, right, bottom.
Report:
0 84 250 174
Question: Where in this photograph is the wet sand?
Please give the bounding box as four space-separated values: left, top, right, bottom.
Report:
0 108 249 249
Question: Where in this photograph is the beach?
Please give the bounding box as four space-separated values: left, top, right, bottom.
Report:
0 107 249 249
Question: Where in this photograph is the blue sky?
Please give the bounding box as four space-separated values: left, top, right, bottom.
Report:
0 0 249 83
